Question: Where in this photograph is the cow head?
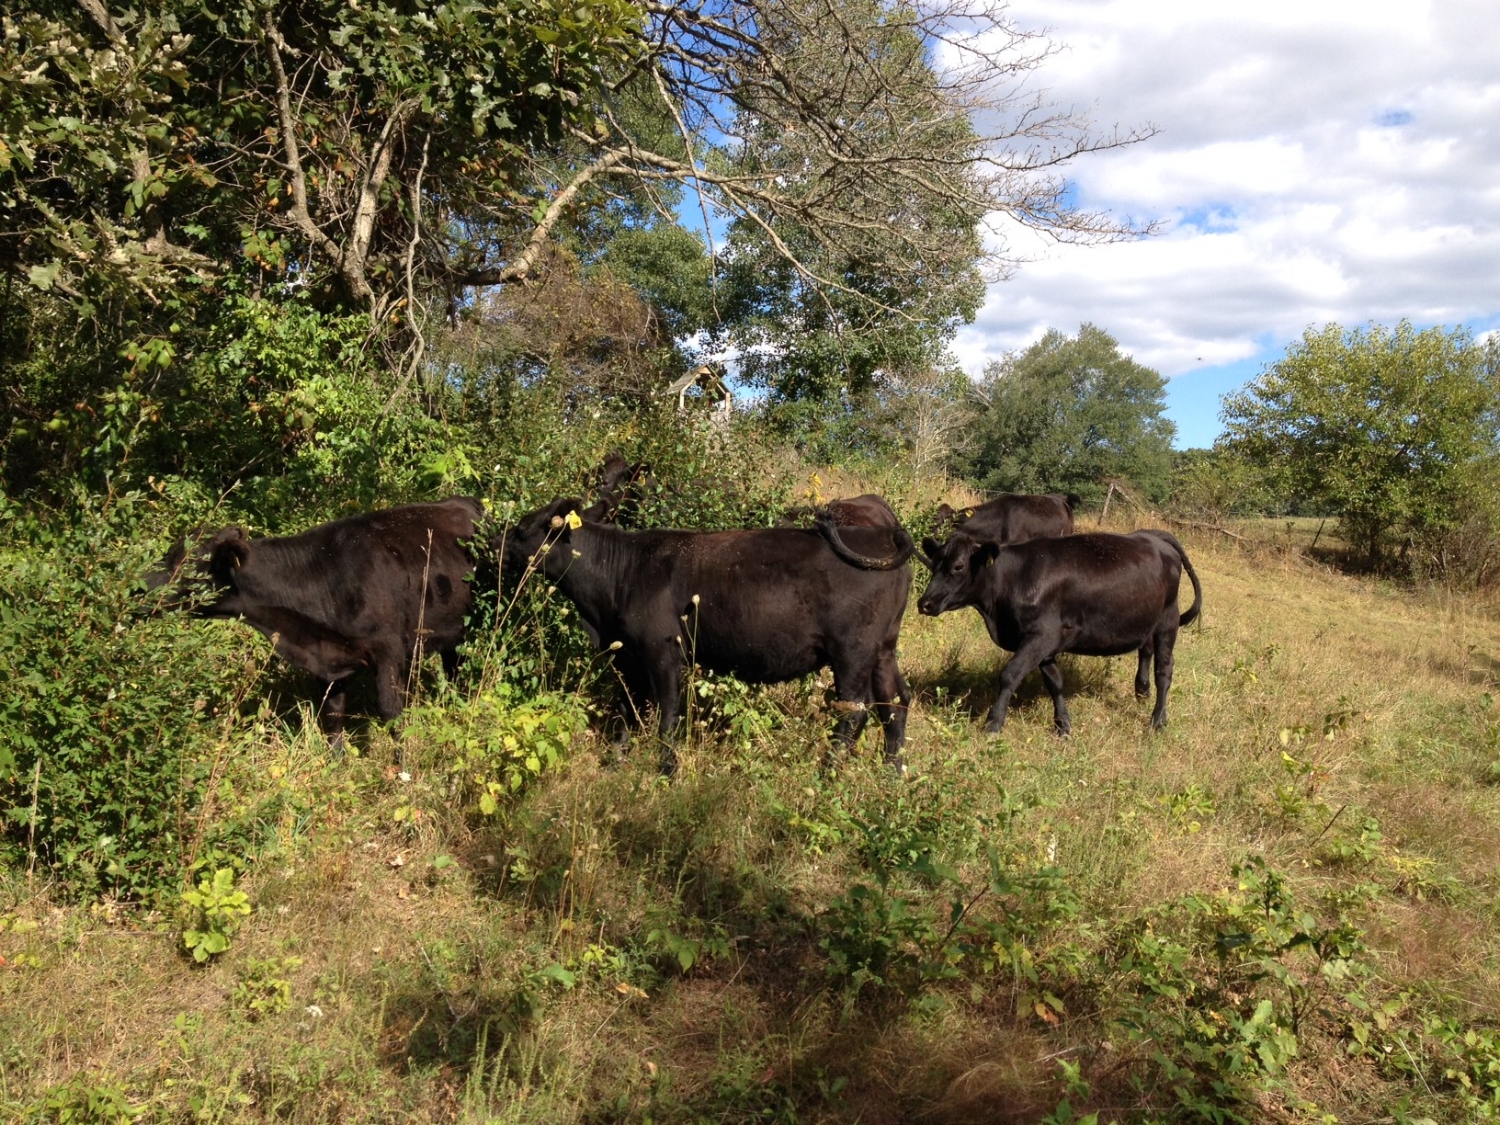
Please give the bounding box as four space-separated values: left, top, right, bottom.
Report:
145 526 253 608
931 502 977 537
505 497 587 578
584 452 654 525
916 531 999 617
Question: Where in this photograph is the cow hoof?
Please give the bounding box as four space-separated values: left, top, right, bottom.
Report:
886 757 909 778
1151 715 1168 731
984 721 1005 736
1053 723 1071 738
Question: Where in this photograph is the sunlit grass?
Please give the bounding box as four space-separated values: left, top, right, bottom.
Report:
2 520 1497 1122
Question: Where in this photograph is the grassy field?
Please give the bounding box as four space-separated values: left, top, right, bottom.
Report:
3 519 1499 1123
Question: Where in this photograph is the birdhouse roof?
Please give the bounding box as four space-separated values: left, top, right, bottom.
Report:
665 365 729 397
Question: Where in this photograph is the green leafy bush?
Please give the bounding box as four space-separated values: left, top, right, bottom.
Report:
180 867 252 962
0 491 259 900
232 955 303 1019
403 685 587 817
22 1075 142 1124
1110 857 1366 1121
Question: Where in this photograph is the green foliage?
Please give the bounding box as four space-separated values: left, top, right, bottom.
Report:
643 910 732 975
1426 1017 1500 1119
232 955 303 1020
710 0 994 417
1170 447 1280 520
180 866 251 962
1220 321 1500 569
596 224 716 341
819 815 1081 1007
1040 1060 1099 1125
959 324 1178 503
0 491 259 899
1112 857 1366 1121
23 1075 142 1124
0 0 643 312
689 671 783 748
404 685 587 818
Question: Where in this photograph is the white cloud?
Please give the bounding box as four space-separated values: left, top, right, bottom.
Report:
952 0 1500 435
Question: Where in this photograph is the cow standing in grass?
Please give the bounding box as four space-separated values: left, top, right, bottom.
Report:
148 498 486 743
506 498 915 773
917 529 1202 735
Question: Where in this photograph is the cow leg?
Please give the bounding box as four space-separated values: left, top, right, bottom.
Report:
1134 644 1153 699
440 648 460 681
594 654 651 761
1038 658 1071 736
824 655 875 769
318 679 349 753
986 637 1055 734
648 651 685 775
871 649 910 774
1151 626 1179 730
374 658 406 722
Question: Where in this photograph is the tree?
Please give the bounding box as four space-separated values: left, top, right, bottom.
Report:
1219 321 1500 566
2 0 1152 334
0 0 641 312
1169 447 1277 521
2 0 1156 496
958 325 1177 502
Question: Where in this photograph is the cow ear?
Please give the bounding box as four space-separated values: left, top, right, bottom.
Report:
921 536 943 562
974 541 1000 568
546 508 581 536
207 527 250 581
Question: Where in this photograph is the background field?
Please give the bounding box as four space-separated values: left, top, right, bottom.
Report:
2 512 1497 1124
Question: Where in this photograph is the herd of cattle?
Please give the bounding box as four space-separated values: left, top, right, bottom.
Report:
148 457 1201 774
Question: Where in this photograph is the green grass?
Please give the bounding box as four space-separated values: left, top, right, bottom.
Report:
2 524 1499 1123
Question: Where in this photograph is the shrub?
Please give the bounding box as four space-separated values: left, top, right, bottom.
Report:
180 866 252 962
403 685 588 818
0 490 258 900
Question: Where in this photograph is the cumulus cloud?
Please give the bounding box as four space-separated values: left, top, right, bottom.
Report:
952 0 1500 434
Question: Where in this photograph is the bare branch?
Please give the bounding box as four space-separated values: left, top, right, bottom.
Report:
263 13 350 283
491 149 633 284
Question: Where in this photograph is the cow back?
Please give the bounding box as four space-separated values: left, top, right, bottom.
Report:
947 492 1074 545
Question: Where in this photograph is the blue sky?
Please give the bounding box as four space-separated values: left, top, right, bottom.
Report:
943 0 1500 449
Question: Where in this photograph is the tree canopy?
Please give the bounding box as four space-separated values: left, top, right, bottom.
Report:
1 0 1157 496
957 324 1177 503
1219 321 1500 564
2 0 1152 323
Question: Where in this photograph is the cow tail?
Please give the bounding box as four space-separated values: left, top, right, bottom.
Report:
815 516 916 571
1065 493 1083 512
1172 536 1204 627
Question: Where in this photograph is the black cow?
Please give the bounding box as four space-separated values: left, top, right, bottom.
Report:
778 492 900 530
586 451 655 524
148 498 486 742
823 493 901 528
506 498 915 773
917 529 1202 735
935 492 1079 545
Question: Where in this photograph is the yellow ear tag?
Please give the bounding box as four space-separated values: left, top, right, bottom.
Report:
565 510 583 530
